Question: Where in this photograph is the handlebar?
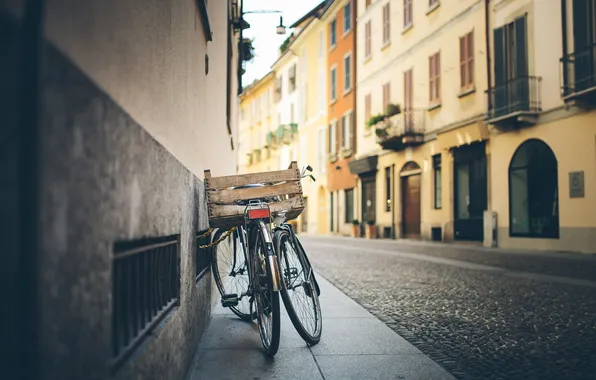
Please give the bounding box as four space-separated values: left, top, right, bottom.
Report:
300 165 316 182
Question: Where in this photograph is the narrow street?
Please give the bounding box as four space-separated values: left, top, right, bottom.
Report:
301 236 596 380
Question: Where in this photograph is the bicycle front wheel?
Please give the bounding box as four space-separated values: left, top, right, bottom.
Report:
252 225 281 356
275 228 322 345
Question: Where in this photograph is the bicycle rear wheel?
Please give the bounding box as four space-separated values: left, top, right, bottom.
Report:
275 228 322 345
251 225 280 356
211 227 255 321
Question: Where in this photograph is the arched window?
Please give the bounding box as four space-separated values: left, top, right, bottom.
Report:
509 139 559 238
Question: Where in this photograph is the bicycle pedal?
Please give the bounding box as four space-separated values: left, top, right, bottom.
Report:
221 294 239 307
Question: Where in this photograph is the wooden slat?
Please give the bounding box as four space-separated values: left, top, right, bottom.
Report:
209 196 304 218
205 167 300 190
207 181 302 204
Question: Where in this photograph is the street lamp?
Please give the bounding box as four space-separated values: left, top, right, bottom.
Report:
235 6 288 94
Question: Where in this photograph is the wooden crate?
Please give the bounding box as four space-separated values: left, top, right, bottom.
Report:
204 162 305 229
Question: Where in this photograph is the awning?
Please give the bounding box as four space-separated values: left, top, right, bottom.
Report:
348 155 378 175
436 121 490 151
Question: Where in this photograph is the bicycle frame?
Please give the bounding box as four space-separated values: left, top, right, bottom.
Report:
243 201 284 293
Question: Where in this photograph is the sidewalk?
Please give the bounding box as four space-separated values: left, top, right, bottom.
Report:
186 274 455 380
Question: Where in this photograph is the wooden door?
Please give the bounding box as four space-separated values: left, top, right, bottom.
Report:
401 174 421 237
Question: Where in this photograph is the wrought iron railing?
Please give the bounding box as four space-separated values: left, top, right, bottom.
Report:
375 109 426 143
196 231 211 281
486 75 542 120
561 42 596 97
111 236 180 372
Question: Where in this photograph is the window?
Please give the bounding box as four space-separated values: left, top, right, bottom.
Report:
275 76 282 101
404 69 413 127
344 53 352 92
330 67 337 101
343 2 352 34
112 236 180 368
429 0 439 8
341 111 354 150
385 167 391 211
317 128 327 173
318 68 325 113
404 0 413 28
433 154 442 209
429 52 441 104
493 15 529 115
460 31 474 90
382 82 391 113
365 21 372 59
509 139 559 238
365 93 372 121
345 188 354 223
318 30 324 58
328 121 338 155
382 3 391 45
330 19 337 48
289 64 297 92
366 0 372 9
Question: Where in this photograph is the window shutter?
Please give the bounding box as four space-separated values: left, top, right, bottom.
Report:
573 0 590 51
493 26 506 86
515 15 528 77
460 37 466 88
468 32 474 85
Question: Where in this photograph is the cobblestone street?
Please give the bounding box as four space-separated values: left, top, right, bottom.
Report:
301 236 596 380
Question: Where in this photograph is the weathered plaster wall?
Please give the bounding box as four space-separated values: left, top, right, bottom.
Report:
43 0 236 178
38 37 212 380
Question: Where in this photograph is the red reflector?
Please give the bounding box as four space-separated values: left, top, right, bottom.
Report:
248 209 270 219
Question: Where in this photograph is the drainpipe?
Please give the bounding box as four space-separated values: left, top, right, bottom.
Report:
561 0 568 91
20 0 45 378
391 164 396 239
485 0 492 111
237 0 244 95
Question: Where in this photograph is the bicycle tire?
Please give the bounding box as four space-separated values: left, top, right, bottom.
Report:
211 227 255 321
251 224 281 356
275 228 323 345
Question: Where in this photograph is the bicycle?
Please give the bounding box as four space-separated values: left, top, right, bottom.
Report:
209 164 322 352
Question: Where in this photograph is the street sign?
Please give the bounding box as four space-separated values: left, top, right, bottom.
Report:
569 171 584 198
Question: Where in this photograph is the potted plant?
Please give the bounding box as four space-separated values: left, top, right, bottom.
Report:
351 219 360 238
242 38 255 62
366 114 386 128
386 103 401 117
365 220 377 239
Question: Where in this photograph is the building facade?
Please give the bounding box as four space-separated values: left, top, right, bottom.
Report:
349 0 596 253
322 0 358 235
238 72 276 174
485 0 596 253
240 1 330 235
2 0 240 379
352 0 489 241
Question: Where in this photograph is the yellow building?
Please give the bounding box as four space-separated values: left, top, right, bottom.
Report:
353 0 489 241
239 1 330 235
238 71 276 175
485 0 596 253
286 2 331 235
352 0 596 253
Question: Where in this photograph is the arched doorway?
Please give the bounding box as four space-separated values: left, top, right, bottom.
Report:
400 161 422 238
509 139 559 238
317 186 327 234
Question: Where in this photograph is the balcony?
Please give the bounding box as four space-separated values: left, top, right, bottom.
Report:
374 109 426 151
275 123 298 145
485 75 542 127
265 131 277 149
561 43 596 104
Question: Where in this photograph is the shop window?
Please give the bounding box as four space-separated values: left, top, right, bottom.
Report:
509 139 559 238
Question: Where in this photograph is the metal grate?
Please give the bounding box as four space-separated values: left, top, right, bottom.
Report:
196 231 212 281
111 236 180 372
